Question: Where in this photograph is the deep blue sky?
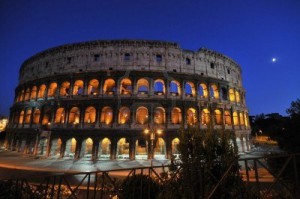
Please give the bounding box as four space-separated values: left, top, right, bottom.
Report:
0 0 299 117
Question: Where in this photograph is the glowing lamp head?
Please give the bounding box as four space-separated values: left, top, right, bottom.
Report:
144 128 149 134
156 129 163 135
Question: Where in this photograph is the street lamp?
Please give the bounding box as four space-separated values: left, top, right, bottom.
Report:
144 126 163 160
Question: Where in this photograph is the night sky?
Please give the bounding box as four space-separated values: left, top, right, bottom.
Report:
0 0 299 117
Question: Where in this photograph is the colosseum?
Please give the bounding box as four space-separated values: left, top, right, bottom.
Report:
4 40 251 161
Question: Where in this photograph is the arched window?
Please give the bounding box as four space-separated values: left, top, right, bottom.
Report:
233 111 239 126
185 82 195 97
214 109 222 125
25 109 32 124
24 88 30 101
135 139 148 159
42 108 51 125
19 110 24 124
38 84 46 98
64 138 76 157
198 83 208 98
201 109 210 125
82 138 93 158
187 108 197 125
98 138 111 159
170 80 181 96
103 79 116 95
137 78 149 94
19 90 25 101
154 107 165 124
209 84 219 99
239 112 245 125
244 113 249 127
117 138 129 159
172 138 180 155
88 79 99 95
55 108 65 124
171 107 182 124
235 91 240 103
14 112 20 124
136 107 148 124
60 81 70 96
48 82 57 97
154 138 166 159
30 86 37 100
73 80 84 95
68 107 80 124
118 106 130 124
84 106 96 123
224 110 232 125
100 106 113 125
120 78 132 95
229 89 235 102
221 87 228 100
154 79 165 95
33 109 40 124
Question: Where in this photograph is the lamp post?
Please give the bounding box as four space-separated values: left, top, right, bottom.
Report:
144 126 163 160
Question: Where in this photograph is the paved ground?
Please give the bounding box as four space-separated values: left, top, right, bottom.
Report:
0 144 282 180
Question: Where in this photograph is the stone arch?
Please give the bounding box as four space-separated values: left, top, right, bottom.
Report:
171 107 182 124
30 86 37 99
38 84 46 98
221 87 228 100
55 108 65 124
100 106 113 125
19 89 25 101
210 84 219 99
229 88 235 102
239 112 245 126
235 91 240 103
214 109 223 125
135 138 148 160
68 107 80 124
224 110 232 125
48 82 57 97
19 110 24 124
64 138 76 158
199 83 208 98
171 138 180 156
73 80 84 95
117 138 129 160
81 138 93 159
88 79 99 95
60 81 70 96
103 79 116 94
120 78 132 95
33 109 41 124
84 106 96 123
42 107 52 125
154 79 165 95
154 138 166 159
154 107 165 124
118 106 130 124
137 78 149 94
136 106 148 124
185 82 195 97
187 108 197 125
50 138 62 157
98 137 111 159
233 111 239 126
24 109 32 124
201 108 210 125
170 80 181 96
37 138 48 156
24 88 30 101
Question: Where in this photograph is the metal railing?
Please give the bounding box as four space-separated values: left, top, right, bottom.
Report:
0 153 299 199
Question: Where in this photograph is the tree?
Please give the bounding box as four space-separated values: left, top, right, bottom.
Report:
159 126 249 199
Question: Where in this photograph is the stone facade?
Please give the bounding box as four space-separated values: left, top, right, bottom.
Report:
5 40 251 160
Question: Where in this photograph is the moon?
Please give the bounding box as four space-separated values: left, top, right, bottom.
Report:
272 58 277 63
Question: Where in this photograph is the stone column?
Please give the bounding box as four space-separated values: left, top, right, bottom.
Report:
129 138 136 160
110 137 117 160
